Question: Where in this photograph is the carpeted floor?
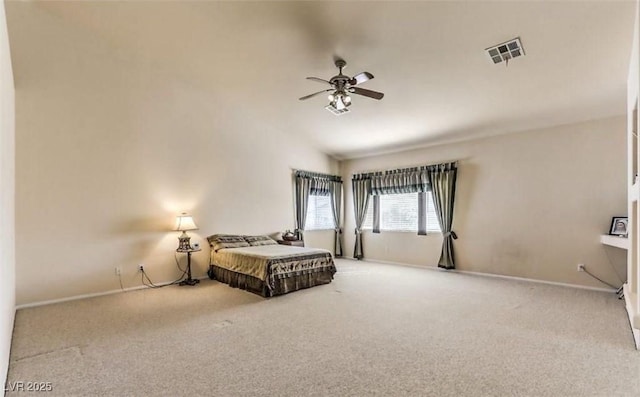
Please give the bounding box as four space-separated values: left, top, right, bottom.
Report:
6 259 640 396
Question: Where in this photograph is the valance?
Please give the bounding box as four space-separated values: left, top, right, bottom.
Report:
294 170 342 182
352 162 457 195
294 170 342 195
370 168 429 195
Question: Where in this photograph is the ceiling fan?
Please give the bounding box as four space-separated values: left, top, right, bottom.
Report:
299 59 384 115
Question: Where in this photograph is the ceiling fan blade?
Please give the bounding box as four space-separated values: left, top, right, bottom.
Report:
350 87 384 100
350 72 374 85
299 89 333 101
306 77 332 86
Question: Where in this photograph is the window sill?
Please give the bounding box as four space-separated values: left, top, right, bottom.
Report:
362 230 442 234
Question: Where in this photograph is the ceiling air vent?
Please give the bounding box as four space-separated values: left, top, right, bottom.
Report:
325 105 351 116
485 37 525 65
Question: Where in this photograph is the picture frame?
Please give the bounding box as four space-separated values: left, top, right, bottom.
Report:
609 217 629 237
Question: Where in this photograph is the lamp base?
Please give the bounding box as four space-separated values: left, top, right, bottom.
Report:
179 278 200 286
177 232 192 251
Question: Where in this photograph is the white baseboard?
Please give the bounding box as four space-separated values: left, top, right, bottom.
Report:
16 275 211 310
342 257 616 293
454 269 615 293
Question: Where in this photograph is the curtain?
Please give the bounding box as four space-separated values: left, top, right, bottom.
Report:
294 170 343 250
417 192 427 236
370 167 429 195
352 176 371 259
372 195 380 234
329 181 343 257
428 162 458 269
294 175 311 242
311 176 331 196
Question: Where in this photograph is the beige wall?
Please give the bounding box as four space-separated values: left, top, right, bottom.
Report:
12 4 337 305
341 116 627 289
0 0 15 389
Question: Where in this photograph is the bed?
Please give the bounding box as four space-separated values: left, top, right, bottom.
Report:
207 234 336 297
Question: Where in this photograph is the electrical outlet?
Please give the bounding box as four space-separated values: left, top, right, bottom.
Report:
115 267 122 276
139 264 144 272
577 264 585 272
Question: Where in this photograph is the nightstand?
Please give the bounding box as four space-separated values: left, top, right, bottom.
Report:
277 240 304 247
176 247 201 286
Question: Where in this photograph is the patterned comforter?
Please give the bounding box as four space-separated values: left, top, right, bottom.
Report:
211 245 335 287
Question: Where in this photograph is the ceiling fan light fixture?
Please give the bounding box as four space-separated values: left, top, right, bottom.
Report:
300 59 384 113
325 104 351 116
331 90 351 110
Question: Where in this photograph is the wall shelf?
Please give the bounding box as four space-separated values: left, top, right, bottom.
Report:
600 234 630 250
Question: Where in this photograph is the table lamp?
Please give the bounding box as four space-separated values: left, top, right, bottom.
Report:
174 212 198 251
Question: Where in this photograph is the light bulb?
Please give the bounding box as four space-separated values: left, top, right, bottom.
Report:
328 94 334 101
344 95 351 104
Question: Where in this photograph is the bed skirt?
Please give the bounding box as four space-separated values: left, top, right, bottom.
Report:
208 264 335 297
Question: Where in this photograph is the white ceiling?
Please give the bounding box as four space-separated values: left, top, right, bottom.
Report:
6 1 636 159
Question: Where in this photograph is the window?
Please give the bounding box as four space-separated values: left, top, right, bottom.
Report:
362 192 441 233
380 192 419 232
305 194 334 230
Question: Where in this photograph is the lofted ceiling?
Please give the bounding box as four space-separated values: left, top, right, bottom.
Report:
5 0 636 159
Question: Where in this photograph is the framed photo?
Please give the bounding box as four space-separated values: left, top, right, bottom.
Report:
609 217 629 237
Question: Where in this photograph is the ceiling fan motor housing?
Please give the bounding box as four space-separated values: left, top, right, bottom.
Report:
330 59 350 88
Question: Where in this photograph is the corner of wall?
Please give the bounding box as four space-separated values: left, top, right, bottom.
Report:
0 0 16 391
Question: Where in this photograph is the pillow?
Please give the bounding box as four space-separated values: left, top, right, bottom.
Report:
243 235 278 247
207 234 250 252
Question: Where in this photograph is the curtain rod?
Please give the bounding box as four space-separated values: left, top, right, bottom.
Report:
292 168 342 181
353 161 458 178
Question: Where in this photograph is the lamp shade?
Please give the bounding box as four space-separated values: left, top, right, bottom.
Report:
174 213 198 231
